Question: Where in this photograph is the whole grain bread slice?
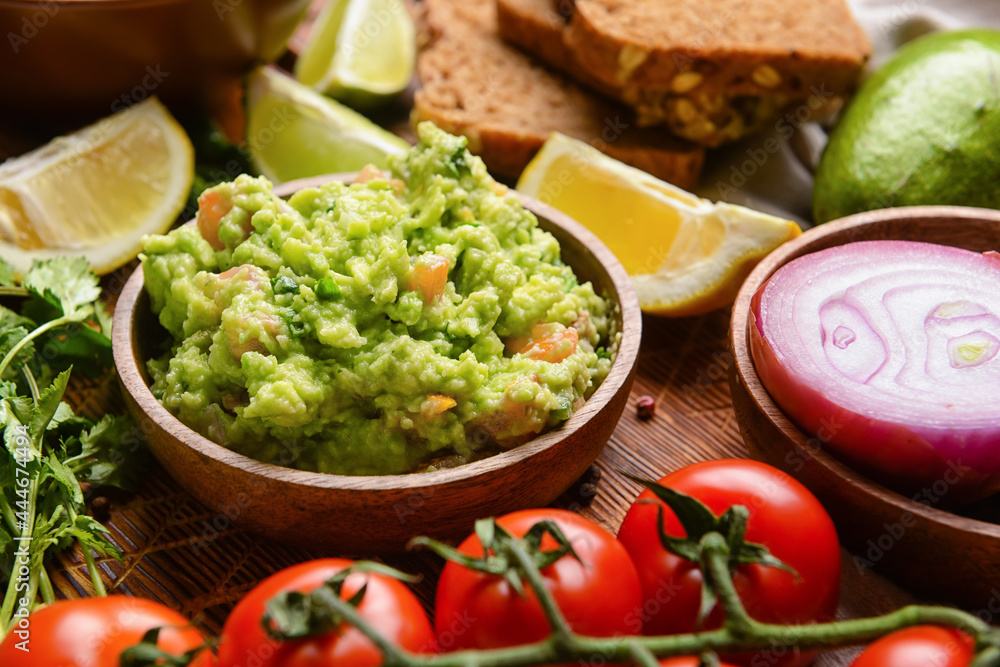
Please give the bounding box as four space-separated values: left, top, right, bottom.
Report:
555 0 870 98
499 0 804 144
413 0 704 189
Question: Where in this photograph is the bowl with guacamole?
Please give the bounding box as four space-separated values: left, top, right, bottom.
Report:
114 123 641 551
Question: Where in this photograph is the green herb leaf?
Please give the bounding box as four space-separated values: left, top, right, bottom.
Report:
44 454 83 505
444 146 470 179
29 369 71 440
23 258 101 317
0 308 35 378
0 259 15 287
33 322 113 377
94 302 113 339
74 415 150 491
316 276 340 300
271 276 299 295
0 381 31 415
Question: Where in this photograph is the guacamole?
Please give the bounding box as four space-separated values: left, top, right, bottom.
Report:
141 123 617 475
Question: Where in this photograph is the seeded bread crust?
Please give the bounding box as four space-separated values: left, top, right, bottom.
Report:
496 0 806 145
563 0 871 97
413 0 704 189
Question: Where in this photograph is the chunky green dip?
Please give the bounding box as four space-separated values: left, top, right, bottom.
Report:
141 123 617 475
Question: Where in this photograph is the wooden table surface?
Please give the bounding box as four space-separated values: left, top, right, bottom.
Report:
54 295 917 666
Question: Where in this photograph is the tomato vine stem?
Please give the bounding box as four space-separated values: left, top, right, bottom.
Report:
326 524 1000 665
505 531 574 645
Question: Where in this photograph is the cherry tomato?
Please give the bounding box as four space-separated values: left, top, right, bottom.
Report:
0 596 213 667
216 558 434 667
850 626 974 667
658 659 739 667
616 459 841 667
433 508 643 650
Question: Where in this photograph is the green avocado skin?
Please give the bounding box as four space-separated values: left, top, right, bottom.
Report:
813 29 1000 224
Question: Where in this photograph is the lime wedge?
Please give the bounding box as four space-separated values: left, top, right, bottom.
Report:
0 97 193 276
245 66 410 183
294 0 415 107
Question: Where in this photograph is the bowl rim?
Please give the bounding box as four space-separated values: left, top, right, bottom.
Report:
730 204 1000 535
114 174 642 492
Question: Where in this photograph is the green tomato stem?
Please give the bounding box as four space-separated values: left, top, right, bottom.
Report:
304 580 408 665
698 532 755 636
505 532 574 645
375 526 998 667
972 645 1000 667
628 639 661 667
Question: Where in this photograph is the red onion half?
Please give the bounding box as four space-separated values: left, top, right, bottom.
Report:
750 240 1000 505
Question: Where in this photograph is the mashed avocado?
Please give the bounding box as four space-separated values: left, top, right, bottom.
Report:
141 123 616 475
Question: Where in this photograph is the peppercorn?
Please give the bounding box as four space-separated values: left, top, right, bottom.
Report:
90 496 111 522
636 395 656 420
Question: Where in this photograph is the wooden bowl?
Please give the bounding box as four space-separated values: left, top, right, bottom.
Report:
730 206 1000 609
114 175 641 553
0 0 309 125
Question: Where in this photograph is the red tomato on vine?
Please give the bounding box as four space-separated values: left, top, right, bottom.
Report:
430 508 643 649
850 626 974 667
0 596 213 667
617 459 841 667
216 558 434 667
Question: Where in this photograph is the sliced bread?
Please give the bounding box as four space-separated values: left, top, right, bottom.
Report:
496 0 870 144
564 0 871 97
413 0 704 189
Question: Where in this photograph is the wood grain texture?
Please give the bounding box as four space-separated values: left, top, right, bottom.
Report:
111 175 641 553
730 205 1000 609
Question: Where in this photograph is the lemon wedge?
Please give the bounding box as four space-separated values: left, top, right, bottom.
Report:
294 0 415 107
0 97 193 277
246 66 410 184
517 133 801 316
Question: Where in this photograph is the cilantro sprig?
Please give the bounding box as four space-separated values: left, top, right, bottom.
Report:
0 257 148 638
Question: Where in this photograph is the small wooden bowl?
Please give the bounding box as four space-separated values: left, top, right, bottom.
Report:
729 206 1000 608
114 175 641 553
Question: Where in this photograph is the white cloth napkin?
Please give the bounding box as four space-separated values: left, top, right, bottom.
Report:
695 1 1000 225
